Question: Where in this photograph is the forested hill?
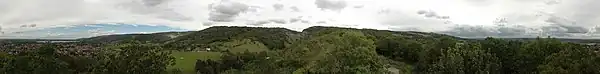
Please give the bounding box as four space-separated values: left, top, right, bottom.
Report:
76 26 600 45
75 26 473 51
77 31 192 43
164 26 302 50
77 26 461 44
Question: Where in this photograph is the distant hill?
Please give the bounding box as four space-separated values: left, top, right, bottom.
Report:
302 26 464 40
0 39 78 44
75 26 462 50
470 38 600 44
78 31 192 44
71 26 600 49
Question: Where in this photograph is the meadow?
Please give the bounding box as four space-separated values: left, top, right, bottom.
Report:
169 51 222 74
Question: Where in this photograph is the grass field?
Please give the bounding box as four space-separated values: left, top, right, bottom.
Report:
167 40 269 74
228 41 269 53
169 51 222 74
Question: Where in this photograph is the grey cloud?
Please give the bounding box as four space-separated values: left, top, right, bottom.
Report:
246 19 288 26
290 6 301 12
441 23 591 38
560 26 587 33
417 10 450 20
545 0 561 5
315 0 347 11
300 20 310 23
270 19 287 24
561 0 600 26
142 0 169 7
594 27 600 33
0 0 89 25
440 25 542 38
353 5 364 8
289 18 301 23
545 15 573 26
417 10 427 15
247 21 271 26
212 2 249 15
116 0 192 22
316 21 327 24
288 16 313 24
19 24 37 28
593 26 600 33
208 1 251 22
441 25 500 38
437 16 450 19
497 26 528 36
545 15 589 33
381 13 447 27
273 4 284 11
117 0 161 15
424 12 438 18
540 26 573 37
208 12 236 22
531 0 600 37
30 24 37 27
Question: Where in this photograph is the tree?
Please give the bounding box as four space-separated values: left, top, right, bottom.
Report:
1 45 72 74
423 42 500 74
480 37 522 73
514 37 566 73
414 36 459 73
376 37 423 64
538 45 600 74
91 43 174 74
293 30 388 73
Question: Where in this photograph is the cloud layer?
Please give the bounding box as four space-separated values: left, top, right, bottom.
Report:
0 0 599 39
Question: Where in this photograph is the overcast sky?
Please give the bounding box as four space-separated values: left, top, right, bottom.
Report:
0 0 599 39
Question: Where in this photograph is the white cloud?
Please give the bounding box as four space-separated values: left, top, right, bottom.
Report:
0 0 599 38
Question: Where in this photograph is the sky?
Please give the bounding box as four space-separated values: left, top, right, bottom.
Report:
0 0 599 39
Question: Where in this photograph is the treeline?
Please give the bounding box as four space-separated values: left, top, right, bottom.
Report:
193 30 600 74
377 36 600 74
0 42 175 74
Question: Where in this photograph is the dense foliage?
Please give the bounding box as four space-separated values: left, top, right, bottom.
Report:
165 26 300 50
1 26 600 74
0 42 174 74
